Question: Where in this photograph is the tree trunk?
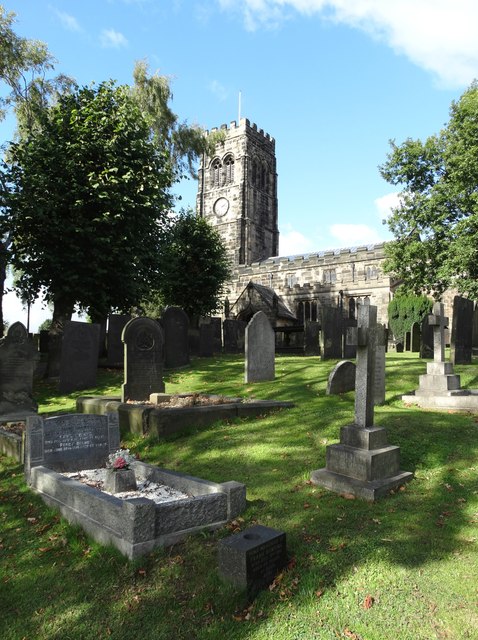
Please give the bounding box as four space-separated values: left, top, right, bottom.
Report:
89 308 108 358
0 240 9 338
45 298 75 379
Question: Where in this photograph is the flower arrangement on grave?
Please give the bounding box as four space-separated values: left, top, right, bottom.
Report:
106 449 136 472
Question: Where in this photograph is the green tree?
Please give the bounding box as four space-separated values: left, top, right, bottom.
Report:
379 81 478 300
153 210 231 320
3 80 172 374
388 291 432 343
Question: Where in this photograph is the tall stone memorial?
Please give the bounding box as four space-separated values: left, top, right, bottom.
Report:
122 317 165 402
0 322 39 420
451 296 474 365
311 305 413 501
245 311 275 383
58 321 100 394
161 307 190 369
320 306 342 360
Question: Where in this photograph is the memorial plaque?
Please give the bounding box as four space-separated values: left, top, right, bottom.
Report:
58 321 100 394
218 525 287 598
0 322 39 420
161 307 190 369
122 317 165 402
24 412 120 480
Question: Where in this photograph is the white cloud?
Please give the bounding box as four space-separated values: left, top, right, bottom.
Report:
100 28 128 49
218 0 478 87
374 191 402 222
209 80 229 102
279 224 315 255
50 7 82 32
329 223 383 247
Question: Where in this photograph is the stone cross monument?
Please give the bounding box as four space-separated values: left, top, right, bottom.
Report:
311 304 413 501
429 302 448 363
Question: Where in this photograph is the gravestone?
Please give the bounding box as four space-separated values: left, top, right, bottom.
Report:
326 360 356 395
374 323 387 406
218 525 287 599
320 306 342 360
342 318 357 359
245 311 275 383
311 304 413 501
39 330 50 354
451 296 474 365
0 322 39 420
199 319 215 357
58 321 100 394
223 319 246 353
410 322 421 353
24 412 120 481
122 317 165 402
304 321 321 356
107 314 131 367
211 317 223 353
405 331 411 351
472 305 478 355
420 314 434 359
161 307 190 369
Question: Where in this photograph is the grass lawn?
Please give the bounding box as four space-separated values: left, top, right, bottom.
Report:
1 352 477 640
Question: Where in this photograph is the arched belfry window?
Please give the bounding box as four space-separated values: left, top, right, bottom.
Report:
224 155 235 184
211 159 221 188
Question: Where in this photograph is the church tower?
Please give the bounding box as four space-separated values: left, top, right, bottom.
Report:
196 118 279 267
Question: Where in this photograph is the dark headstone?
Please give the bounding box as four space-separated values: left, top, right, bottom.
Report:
24 413 120 481
326 360 356 395
245 311 275 382
211 317 222 353
342 319 357 359
58 321 100 394
396 342 404 353
451 296 474 365
39 330 50 354
420 315 434 359
472 305 478 355
199 320 215 357
405 331 411 351
122 317 164 402
320 306 342 359
410 322 421 352
217 525 287 599
161 307 190 369
223 319 246 353
0 322 39 420
107 314 131 367
304 321 321 356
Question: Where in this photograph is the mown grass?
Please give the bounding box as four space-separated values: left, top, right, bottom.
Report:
1 352 478 640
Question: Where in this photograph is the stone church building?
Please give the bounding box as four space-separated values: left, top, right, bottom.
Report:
196 118 396 329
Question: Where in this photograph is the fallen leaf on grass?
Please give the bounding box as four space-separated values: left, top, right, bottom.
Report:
303 503 311 509
315 589 324 598
343 628 361 639
363 595 374 609
341 493 356 500
137 569 146 576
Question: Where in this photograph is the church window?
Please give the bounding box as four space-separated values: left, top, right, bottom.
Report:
224 155 235 184
211 159 222 188
323 269 336 284
286 273 297 287
365 265 378 280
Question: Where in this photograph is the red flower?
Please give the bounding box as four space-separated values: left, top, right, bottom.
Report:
113 457 127 470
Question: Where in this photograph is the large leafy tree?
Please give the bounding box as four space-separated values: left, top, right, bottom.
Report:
3 80 172 374
0 4 74 334
154 210 231 320
379 81 478 300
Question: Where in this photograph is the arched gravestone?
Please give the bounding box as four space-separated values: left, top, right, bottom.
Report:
122 317 164 402
245 311 275 383
326 361 356 395
0 322 39 419
161 307 190 369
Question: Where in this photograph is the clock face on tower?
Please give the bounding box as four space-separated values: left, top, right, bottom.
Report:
213 197 229 217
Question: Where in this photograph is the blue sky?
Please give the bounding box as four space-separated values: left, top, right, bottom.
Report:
2 0 478 329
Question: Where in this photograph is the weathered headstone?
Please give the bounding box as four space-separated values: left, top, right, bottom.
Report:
0 322 39 420
451 296 474 365
223 319 246 353
58 321 100 394
472 304 478 355
311 304 413 501
211 317 223 353
342 318 357 359
420 314 434 359
122 317 164 402
217 525 287 599
320 306 342 360
107 314 131 367
405 331 411 351
24 412 120 481
410 322 421 353
374 323 387 406
199 319 215 357
304 321 321 356
326 360 356 395
161 307 190 369
245 311 275 383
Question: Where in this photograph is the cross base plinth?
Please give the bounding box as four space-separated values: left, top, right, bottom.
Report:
310 424 413 501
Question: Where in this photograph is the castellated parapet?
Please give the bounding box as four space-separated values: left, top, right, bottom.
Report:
207 118 275 148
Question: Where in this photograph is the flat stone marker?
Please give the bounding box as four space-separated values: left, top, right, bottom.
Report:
0 322 39 420
161 307 190 369
245 311 275 383
311 304 413 501
58 321 100 394
122 317 165 402
218 525 287 598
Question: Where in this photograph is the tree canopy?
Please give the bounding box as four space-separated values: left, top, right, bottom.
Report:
380 81 478 300
2 80 172 328
154 210 231 319
388 291 432 343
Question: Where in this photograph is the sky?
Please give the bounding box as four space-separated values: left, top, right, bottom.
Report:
2 0 478 330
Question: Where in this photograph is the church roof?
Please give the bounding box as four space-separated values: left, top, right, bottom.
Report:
257 242 386 264
246 281 297 321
